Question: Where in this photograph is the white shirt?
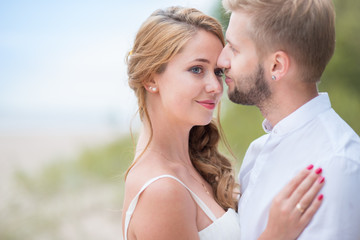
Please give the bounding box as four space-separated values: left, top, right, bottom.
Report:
238 93 360 240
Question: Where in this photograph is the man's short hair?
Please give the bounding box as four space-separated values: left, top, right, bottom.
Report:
223 0 336 82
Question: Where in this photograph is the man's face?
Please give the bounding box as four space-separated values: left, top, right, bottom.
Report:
217 11 271 106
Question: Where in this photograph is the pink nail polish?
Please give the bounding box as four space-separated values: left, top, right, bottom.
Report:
315 168 322 174
307 164 314 170
318 194 324 201
318 176 325 184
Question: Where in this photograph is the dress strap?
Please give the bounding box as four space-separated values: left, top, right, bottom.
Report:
124 174 217 240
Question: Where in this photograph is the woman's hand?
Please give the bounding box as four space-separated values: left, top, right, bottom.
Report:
259 165 325 240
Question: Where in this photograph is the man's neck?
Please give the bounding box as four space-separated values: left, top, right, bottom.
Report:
260 84 318 127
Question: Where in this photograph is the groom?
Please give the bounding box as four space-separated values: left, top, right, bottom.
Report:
217 0 360 239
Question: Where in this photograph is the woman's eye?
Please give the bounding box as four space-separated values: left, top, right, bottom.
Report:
190 66 203 74
215 68 224 77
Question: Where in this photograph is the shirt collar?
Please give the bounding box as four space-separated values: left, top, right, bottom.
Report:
262 92 332 135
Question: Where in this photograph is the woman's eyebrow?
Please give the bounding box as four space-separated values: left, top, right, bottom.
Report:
191 58 210 64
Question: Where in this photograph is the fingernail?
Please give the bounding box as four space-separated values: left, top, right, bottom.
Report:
318 194 324 201
315 168 322 174
318 176 325 184
307 164 314 170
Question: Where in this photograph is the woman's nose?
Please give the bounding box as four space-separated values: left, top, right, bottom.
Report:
206 74 223 94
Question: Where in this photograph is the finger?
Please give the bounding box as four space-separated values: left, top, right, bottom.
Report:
297 175 325 212
288 168 322 206
277 165 314 199
300 194 324 225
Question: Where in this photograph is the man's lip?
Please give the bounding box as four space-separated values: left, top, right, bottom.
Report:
225 76 233 84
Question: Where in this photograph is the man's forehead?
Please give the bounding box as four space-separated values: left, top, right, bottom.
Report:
226 11 252 43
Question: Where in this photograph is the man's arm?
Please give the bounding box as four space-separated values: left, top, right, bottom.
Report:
298 156 360 239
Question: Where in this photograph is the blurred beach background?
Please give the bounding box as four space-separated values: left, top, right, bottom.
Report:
0 0 359 239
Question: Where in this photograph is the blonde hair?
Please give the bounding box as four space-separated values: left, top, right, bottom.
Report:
126 6 238 210
223 0 336 82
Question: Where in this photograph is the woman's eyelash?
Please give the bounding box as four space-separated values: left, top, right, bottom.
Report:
189 66 203 74
189 66 223 78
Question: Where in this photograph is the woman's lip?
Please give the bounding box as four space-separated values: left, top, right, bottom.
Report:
196 100 216 110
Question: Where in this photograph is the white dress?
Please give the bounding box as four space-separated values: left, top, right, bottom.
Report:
124 175 241 240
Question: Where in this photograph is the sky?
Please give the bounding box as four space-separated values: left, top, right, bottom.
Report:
0 0 218 134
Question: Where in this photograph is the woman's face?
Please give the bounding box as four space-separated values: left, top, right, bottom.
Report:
153 30 224 127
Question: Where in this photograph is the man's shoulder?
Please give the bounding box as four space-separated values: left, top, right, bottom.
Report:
310 108 360 167
318 107 357 132
318 108 360 151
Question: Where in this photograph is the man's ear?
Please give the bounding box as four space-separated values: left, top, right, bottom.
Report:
269 51 289 81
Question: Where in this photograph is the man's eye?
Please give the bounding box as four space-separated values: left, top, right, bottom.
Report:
226 43 237 54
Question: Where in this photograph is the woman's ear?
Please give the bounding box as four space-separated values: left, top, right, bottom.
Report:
269 51 289 81
144 77 159 93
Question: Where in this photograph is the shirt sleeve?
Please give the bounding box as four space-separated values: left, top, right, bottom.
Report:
298 155 360 240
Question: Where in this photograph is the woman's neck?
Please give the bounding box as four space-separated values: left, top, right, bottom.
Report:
136 121 192 166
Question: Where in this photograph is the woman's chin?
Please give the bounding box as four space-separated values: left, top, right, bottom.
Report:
195 118 213 127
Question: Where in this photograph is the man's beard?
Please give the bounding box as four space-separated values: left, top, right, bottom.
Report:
228 64 271 106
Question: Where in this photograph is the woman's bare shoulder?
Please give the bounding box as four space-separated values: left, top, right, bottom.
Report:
123 154 200 239
123 154 188 214
125 154 178 191
129 175 198 239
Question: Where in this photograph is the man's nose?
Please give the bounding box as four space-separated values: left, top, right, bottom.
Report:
217 46 230 69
